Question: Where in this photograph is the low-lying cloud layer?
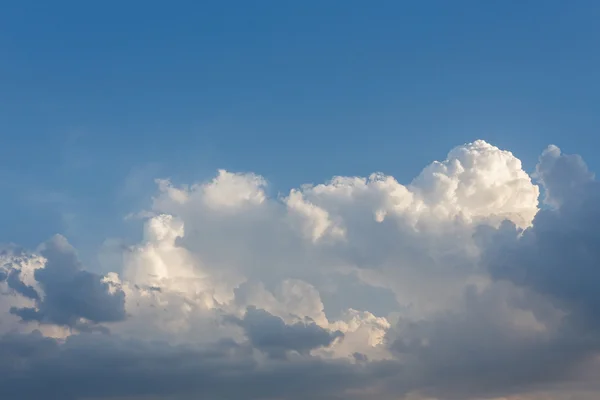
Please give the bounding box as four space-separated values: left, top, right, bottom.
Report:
1 140 599 400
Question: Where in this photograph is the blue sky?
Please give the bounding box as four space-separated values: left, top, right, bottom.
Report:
2 1 599 261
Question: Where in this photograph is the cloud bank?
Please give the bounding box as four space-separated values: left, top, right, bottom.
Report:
2 140 600 400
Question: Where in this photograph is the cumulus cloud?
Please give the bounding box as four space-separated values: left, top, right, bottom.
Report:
6 235 126 331
2 140 600 400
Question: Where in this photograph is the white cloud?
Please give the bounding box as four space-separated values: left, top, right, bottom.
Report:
3 140 599 400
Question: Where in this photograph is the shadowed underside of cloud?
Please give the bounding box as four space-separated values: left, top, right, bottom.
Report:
229 306 344 358
1 140 600 400
6 235 126 330
0 331 390 400
484 146 600 322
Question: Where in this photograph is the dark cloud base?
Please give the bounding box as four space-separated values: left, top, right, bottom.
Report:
0 331 388 400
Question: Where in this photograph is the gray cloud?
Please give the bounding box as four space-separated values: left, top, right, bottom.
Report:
0 331 387 400
387 282 596 400
230 306 344 358
5 269 39 300
9 235 126 328
484 146 600 323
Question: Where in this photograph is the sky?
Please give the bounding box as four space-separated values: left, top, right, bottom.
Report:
2 2 600 400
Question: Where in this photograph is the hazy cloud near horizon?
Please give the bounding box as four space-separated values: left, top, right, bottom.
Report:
2 140 600 400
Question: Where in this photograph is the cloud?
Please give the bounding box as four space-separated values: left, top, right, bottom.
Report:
2 140 600 399
0 331 387 400
483 145 600 320
229 306 344 358
7 235 126 330
387 281 589 399
4 267 40 300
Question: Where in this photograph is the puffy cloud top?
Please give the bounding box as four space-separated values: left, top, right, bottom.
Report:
2 140 600 400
